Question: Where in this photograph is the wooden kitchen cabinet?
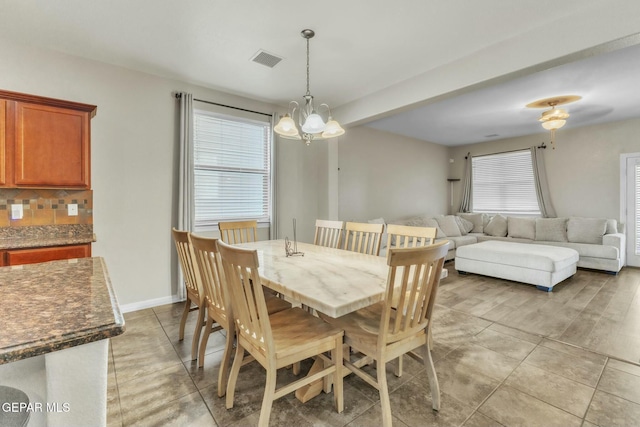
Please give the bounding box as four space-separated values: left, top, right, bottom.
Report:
0 90 96 189
4 244 91 266
0 100 6 186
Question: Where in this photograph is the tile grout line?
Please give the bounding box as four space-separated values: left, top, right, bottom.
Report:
152 304 220 425
108 341 125 427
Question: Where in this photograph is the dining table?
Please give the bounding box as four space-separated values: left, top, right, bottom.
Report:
237 239 448 401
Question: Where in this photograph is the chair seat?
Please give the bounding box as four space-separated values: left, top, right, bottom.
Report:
269 308 344 364
321 303 392 353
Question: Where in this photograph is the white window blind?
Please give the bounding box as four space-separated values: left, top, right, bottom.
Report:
193 110 271 229
472 150 541 215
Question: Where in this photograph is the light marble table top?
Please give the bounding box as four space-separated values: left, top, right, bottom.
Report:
238 240 447 318
238 240 387 318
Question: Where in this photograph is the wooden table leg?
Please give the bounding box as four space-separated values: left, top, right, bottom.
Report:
294 358 325 402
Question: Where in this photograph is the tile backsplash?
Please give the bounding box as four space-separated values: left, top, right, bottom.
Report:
0 189 92 228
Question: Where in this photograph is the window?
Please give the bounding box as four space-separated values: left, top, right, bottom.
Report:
193 109 272 230
472 150 540 215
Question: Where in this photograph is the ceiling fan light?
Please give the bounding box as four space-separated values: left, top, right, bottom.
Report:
322 118 345 137
301 112 326 134
540 107 569 122
541 119 566 130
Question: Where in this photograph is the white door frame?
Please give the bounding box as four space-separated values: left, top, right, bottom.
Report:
620 152 640 267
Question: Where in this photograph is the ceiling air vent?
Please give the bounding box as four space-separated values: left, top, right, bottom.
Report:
250 50 283 68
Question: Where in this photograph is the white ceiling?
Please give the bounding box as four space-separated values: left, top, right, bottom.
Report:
1 0 640 146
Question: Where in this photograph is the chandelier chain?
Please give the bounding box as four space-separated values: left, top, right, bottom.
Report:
306 36 310 96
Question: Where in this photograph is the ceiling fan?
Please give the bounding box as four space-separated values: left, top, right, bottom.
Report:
526 95 581 148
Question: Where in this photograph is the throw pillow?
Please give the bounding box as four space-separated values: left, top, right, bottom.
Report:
435 215 462 237
484 214 508 237
368 217 387 248
606 219 618 235
507 217 536 240
457 212 484 233
422 218 447 239
567 217 607 244
535 218 568 242
454 216 474 235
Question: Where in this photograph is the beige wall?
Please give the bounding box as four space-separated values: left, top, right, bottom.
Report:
338 126 449 222
0 39 328 308
449 117 640 221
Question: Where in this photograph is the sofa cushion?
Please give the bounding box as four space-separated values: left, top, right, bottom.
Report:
441 235 477 250
532 241 619 259
535 218 568 242
457 213 484 233
400 216 446 239
567 217 607 244
454 216 474 235
508 217 536 240
435 215 462 237
484 214 508 237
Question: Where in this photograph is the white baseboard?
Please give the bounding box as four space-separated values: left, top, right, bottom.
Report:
120 294 184 313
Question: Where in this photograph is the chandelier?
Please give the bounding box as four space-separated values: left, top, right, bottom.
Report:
274 29 345 145
526 95 581 149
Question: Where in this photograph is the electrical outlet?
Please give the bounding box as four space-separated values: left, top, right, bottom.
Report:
11 204 23 220
68 203 78 216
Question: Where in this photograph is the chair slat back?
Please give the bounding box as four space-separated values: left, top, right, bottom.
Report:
386 224 437 249
190 234 229 326
218 220 258 244
343 222 384 256
380 241 449 346
172 228 203 302
314 219 344 249
217 240 274 356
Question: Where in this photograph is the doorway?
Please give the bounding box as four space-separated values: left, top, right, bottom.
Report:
621 153 640 267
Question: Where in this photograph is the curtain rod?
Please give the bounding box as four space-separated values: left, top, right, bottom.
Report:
174 92 273 118
465 143 546 159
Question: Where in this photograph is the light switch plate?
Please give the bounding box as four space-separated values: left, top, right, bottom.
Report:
11 204 23 220
68 203 78 216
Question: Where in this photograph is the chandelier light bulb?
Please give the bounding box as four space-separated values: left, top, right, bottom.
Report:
301 112 326 134
322 118 346 137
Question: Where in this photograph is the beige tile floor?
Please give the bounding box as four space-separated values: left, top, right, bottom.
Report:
107 264 640 426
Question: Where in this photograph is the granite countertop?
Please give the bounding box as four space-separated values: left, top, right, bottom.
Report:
0 234 96 250
0 257 125 364
0 224 95 250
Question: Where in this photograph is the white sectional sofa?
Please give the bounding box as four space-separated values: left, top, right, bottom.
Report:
375 213 626 274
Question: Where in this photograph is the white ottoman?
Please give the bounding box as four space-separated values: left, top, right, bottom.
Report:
455 241 579 292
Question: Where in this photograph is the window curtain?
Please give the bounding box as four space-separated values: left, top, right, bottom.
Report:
530 145 557 218
459 153 472 212
177 92 194 301
270 113 279 239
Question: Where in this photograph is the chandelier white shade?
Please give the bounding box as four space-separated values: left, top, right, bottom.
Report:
274 29 345 145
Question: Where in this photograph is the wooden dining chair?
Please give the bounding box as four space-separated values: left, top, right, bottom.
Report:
217 240 345 427
171 228 206 362
314 219 344 249
385 224 439 374
189 234 290 398
386 224 437 249
218 220 258 244
321 241 449 427
343 221 385 256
